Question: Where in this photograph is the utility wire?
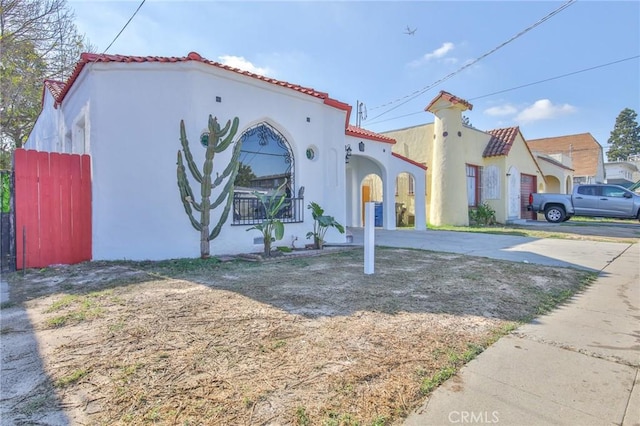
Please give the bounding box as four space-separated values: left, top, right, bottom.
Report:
468 55 639 101
365 55 639 127
368 0 576 121
102 0 146 54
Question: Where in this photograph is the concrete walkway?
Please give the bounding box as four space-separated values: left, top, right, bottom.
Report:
349 228 639 425
349 227 631 271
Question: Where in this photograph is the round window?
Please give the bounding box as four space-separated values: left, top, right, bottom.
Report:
306 147 315 160
200 132 209 147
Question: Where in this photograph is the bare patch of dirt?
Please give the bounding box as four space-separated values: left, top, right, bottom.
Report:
2 248 594 425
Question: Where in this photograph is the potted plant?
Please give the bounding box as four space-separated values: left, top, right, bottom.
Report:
306 202 345 249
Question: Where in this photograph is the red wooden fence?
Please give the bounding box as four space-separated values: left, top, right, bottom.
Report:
14 149 92 269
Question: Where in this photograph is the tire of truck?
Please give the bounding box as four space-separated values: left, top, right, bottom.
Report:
544 205 566 223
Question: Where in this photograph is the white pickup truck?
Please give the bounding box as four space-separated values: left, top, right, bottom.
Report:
528 184 640 223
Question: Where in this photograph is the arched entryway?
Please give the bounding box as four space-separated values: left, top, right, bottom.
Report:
361 173 383 226
395 171 416 227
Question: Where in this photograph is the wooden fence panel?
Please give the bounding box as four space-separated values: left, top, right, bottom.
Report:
14 149 91 269
59 154 72 264
80 155 92 260
38 151 54 267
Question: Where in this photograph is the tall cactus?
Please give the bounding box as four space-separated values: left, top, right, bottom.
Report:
177 115 242 258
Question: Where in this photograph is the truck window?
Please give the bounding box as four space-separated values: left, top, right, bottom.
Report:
577 186 597 196
602 186 626 198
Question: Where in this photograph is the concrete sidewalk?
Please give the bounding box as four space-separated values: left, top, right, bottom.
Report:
390 240 638 425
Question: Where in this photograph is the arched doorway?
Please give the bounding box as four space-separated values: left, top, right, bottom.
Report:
361 173 383 226
545 175 561 193
395 172 416 227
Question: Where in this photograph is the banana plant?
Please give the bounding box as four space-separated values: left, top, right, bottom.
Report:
246 180 289 256
306 202 345 249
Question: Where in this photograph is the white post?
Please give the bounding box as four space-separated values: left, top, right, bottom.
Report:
364 201 375 274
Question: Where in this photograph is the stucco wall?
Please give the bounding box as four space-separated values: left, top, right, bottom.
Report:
345 135 426 230
67 61 348 260
26 73 93 154
25 91 61 152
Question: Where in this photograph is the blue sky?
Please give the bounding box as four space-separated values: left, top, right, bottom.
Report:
70 0 639 154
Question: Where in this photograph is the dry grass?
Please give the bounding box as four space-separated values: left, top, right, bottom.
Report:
5 247 594 425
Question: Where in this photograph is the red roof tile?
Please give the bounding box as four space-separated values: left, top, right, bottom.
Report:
392 152 427 170
425 90 473 113
483 127 520 157
44 79 65 100
53 52 351 122
346 125 396 144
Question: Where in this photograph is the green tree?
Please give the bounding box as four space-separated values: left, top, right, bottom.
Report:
234 162 257 187
0 39 47 167
1 0 91 164
607 108 640 162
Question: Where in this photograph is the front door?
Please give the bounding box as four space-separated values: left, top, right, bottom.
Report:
362 185 371 225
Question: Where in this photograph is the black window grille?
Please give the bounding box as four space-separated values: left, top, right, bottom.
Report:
232 195 304 225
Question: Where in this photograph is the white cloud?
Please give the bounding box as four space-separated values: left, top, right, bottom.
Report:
218 55 273 76
484 104 518 116
426 42 455 60
515 99 576 123
408 42 455 67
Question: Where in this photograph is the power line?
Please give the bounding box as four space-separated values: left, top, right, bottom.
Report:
365 55 639 127
367 0 576 121
102 0 146 54
469 55 639 101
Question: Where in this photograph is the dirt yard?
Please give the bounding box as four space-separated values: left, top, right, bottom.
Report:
2 247 594 425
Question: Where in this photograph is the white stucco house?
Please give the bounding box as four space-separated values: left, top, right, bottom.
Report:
605 161 639 188
24 51 426 261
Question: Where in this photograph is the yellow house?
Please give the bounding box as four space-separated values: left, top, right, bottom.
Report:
380 91 572 226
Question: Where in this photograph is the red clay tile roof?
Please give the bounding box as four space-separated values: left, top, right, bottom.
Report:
425 90 473 113
52 52 351 124
526 133 602 177
44 79 66 100
392 152 427 170
483 127 520 157
346 125 396 144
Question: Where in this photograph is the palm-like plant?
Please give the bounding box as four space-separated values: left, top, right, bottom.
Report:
306 202 345 249
246 181 289 256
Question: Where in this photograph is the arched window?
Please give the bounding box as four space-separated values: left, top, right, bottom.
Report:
233 123 302 224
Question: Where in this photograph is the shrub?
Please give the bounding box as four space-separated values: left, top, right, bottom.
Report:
469 202 496 226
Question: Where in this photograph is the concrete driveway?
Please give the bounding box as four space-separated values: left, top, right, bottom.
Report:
348 227 636 271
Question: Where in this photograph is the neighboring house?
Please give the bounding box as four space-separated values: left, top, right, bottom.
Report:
25 51 426 261
624 153 640 183
604 161 639 188
526 133 606 185
532 153 574 194
381 91 563 225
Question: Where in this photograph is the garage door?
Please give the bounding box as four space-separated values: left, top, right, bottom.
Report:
520 174 536 220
